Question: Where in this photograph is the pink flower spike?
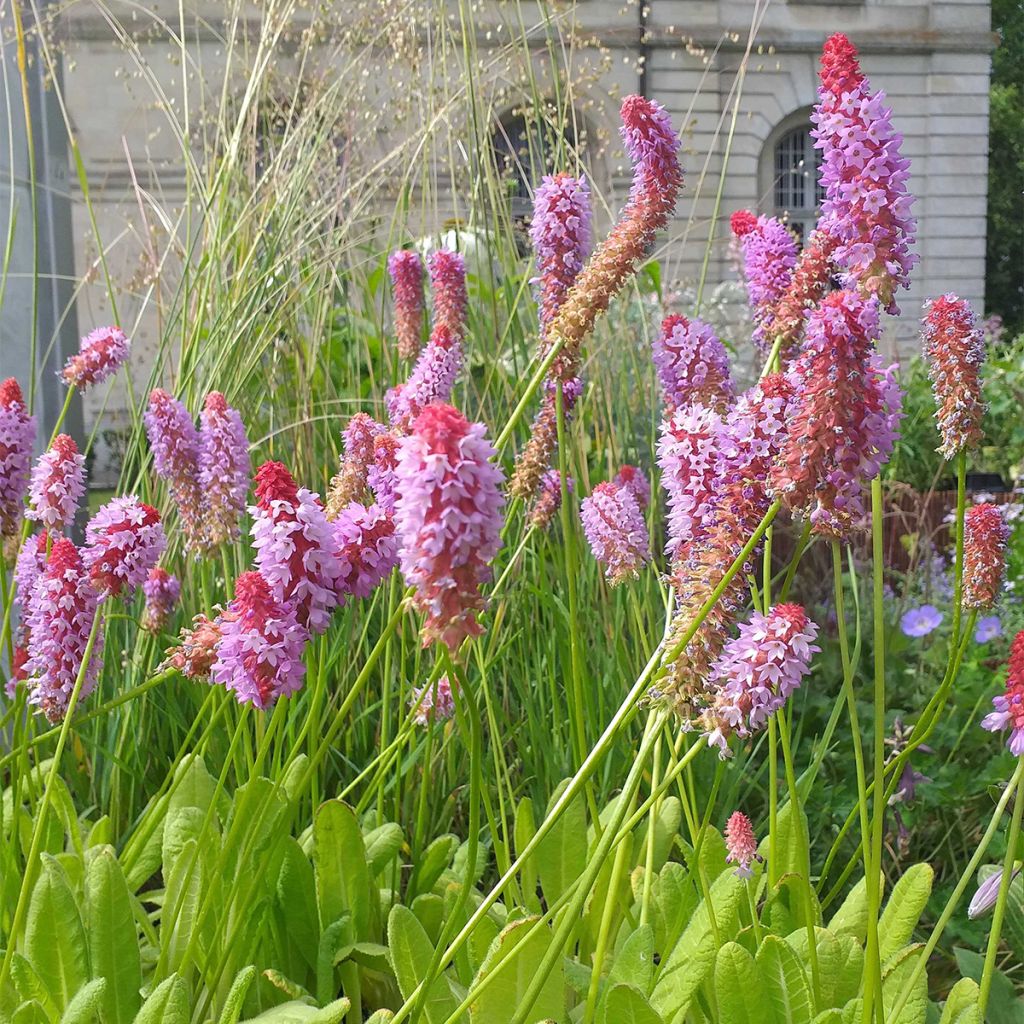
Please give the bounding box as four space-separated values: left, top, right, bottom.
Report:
27 434 85 531
530 469 571 531
981 630 1024 755
24 537 104 722
385 325 464 432
61 326 130 390
14 531 49 612
251 461 341 634
580 481 650 586
162 613 222 681
0 378 36 537
326 413 386 518
144 388 203 551
394 403 505 651
409 674 456 726
142 566 181 635
83 496 166 599
199 392 250 550
963 503 1010 611
389 249 426 360
428 249 468 339
614 465 650 510
724 811 760 878
733 215 798 350
651 314 733 413
333 501 400 601
211 571 308 710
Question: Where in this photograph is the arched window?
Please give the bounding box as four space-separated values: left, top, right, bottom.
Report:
766 122 824 243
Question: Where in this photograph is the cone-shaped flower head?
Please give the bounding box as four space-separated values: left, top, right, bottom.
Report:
162 613 222 681
14 531 48 611
614 464 650 510
981 629 1024 754
333 501 400 601
211 571 308 709
770 290 901 537
61 326 130 390
0 378 36 537
731 213 798 350
410 674 456 726
145 388 203 550
923 294 986 459
385 325 464 432
531 173 592 334
251 461 341 634
652 315 733 413
704 604 820 756
27 434 85 531
83 496 166 598
428 249 468 339
509 375 584 502
388 249 426 359
724 811 760 878
812 34 917 313
199 392 250 549
368 431 400 513
326 413 386 518
963 503 1010 611
142 566 181 634
394 403 505 650
24 537 104 722
580 480 650 586
530 469 571 530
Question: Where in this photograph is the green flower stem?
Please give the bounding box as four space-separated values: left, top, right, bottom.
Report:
949 451 968 651
980 757 1024 1015
640 731 663 927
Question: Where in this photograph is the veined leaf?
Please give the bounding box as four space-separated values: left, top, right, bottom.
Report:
59 978 107 1023
714 942 771 1024
535 779 587 907
939 978 981 1024
600 983 662 1024
756 935 813 1024
387 904 459 1024
133 976 189 1024
218 965 257 1024
879 864 933 961
314 801 371 940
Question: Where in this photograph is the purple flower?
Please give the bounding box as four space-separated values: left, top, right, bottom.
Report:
580 481 650 586
333 501 399 601
428 250 468 339
531 173 591 334
900 604 943 638
530 469 570 530
651 314 733 414
142 567 181 634
389 249 426 360
14 532 48 611
145 389 203 551
27 434 86 531
83 497 166 599
0 378 36 537
199 392 250 549
731 214 798 350
211 571 308 709
969 868 1022 919
61 326 131 390
409 674 456 726
614 465 650 511
975 616 1003 644
385 325 464 432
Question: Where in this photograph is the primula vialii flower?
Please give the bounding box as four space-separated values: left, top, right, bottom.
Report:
580 480 650 586
251 461 340 634
24 537 104 722
145 389 203 550
410 674 456 726
509 376 583 502
142 567 181 634
386 325 464 432
981 629 1024 755
770 290 902 537
812 33 917 313
326 413 386 519
368 432 400 513
724 811 760 878
388 249 426 360
704 604 820 756
531 173 592 338
428 249 468 339
0 378 35 537
530 469 570 531
651 315 733 414
394 403 505 651
199 392 250 549
332 501 399 601
14 531 48 611
614 464 650 510
83 496 166 598
61 326 131 390
211 571 309 710
963 503 1010 610
162 613 222 681
730 212 798 352
923 294 986 460
27 434 86 531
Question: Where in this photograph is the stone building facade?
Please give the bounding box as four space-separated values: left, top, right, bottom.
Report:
4 1 994 479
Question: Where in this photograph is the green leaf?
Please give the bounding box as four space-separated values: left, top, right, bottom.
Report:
939 978 981 1024
469 916 564 1024
314 801 371 940
829 876 871 942
316 916 354 1006
363 823 404 877
10 954 59 1019
535 779 587 907
387 904 459 1024
160 837 202 977
879 864 933 961
409 835 458 901
25 855 89 1012
218 966 258 1024
133 976 189 1024
758 801 810 888
786 927 843 1011
634 798 681 876
11 1001 50 1024
607 924 655 996
365 1013 394 1024
649 862 698 957
86 847 142 1024
276 838 320 976
714 942 771 1024
59 979 107 1023
514 799 541 913
600 983 662 1024
239 999 351 1023
954 949 1023 1024
812 1013 843 1024
881 945 928 1024
756 935 813 1024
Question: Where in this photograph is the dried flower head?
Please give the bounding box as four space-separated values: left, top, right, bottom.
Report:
199 392 250 549
580 481 650 586
389 249 426 359
651 315 733 413
923 294 986 459
27 434 86 531
409 674 456 726
162 613 222 681
981 629 1024 755
963 503 1010 610
0 378 36 537
142 567 181 635
61 326 131 390
326 413 386 518
83 496 166 598
509 376 583 502
530 469 571 530
394 403 505 650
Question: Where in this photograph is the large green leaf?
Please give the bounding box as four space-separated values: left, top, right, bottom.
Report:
756 935 813 1024
939 978 981 1024
133 976 189 1024
218 966 258 1024
409 835 459 902
607 924 655 996
649 862 698 958
11 1001 50 1024
714 942 771 1024
314 801 371 940
881 945 928 1024
59 979 107 1023
276 838 320 977
160 837 203 978
758 802 810 890
238 999 350 1023
785 927 843 1011
387 904 459 1024
600 983 662 1024
634 798 681 876
10 954 58 1019
954 948 1024 1024
829 876 871 942
86 847 142 1024
364 823 404 878
469 916 564 1024
879 864 933 961
514 799 541 913
25 855 89 1012
534 780 587 907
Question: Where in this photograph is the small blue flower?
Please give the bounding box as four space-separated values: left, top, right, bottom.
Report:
900 604 943 638
974 615 1003 644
